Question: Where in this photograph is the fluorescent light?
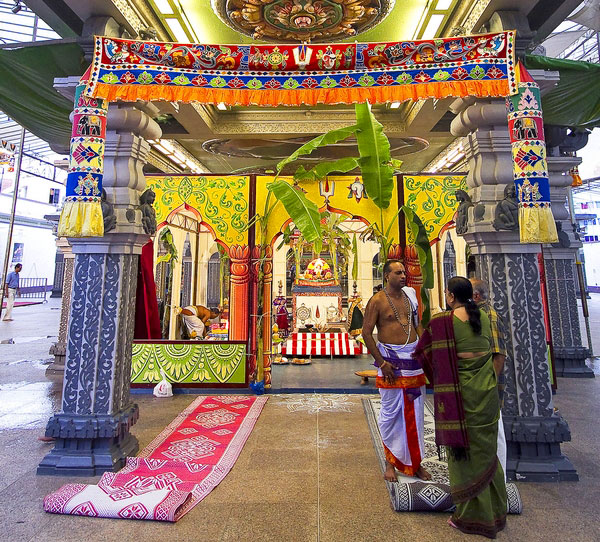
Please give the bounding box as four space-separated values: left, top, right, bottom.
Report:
165 18 189 42
154 0 174 15
422 14 445 39
389 102 401 109
216 103 228 111
435 0 453 10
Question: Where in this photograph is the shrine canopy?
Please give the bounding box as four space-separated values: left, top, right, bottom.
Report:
59 29 559 245
85 31 517 106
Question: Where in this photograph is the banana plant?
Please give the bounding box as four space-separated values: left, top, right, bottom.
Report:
248 101 435 384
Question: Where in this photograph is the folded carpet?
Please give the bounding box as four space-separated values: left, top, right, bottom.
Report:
363 397 522 514
44 395 267 522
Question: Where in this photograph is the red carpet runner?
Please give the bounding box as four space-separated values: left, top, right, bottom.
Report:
44 395 267 522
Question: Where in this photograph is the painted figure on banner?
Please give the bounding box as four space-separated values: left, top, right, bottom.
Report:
362 259 431 482
347 178 367 203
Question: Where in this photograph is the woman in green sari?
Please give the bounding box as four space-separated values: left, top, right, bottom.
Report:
414 276 506 539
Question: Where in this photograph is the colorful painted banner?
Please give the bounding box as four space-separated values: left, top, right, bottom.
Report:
44 395 267 522
58 72 107 237
506 63 558 243
131 342 247 385
86 31 517 106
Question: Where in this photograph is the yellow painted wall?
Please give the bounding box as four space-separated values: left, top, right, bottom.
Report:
255 175 402 245
146 175 251 246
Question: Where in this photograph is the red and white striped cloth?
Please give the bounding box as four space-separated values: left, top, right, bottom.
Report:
281 332 368 357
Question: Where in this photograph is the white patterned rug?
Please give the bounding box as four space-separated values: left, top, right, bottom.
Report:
363 397 522 514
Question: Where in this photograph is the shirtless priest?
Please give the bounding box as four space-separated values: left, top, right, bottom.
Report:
363 259 431 482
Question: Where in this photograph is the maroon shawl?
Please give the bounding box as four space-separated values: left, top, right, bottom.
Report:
413 311 469 449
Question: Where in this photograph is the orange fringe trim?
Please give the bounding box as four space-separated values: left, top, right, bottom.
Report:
92 79 511 106
376 374 427 389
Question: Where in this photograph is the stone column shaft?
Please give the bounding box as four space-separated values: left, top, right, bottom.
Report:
543 154 593 377
39 93 161 476
452 47 576 479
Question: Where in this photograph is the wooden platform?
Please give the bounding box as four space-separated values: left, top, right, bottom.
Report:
355 369 377 385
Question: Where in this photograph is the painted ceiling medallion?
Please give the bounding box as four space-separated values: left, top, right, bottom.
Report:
211 0 395 42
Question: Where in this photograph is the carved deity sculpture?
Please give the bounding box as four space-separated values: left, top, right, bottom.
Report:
101 189 116 233
140 189 157 235
455 189 473 235
492 184 519 231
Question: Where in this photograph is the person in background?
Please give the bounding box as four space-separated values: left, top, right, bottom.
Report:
3 263 22 322
181 305 220 339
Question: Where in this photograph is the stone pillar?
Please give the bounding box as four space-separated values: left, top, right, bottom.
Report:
47 238 74 377
542 147 593 377
449 42 576 479
249 246 260 380
50 251 65 298
38 98 161 476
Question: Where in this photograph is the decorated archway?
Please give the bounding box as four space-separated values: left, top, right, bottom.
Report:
57 30 558 389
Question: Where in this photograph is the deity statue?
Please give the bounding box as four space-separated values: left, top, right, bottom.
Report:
455 189 473 235
140 189 157 235
492 184 519 231
101 189 116 233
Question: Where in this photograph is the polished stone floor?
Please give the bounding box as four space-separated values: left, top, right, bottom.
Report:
0 298 599 541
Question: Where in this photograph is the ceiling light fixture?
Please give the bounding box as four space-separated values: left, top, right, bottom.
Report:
216 103 228 111
11 1 23 14
165 18 189 42
435 0 453 10
389 102 401 109
154 0 174 15
422 14 445 39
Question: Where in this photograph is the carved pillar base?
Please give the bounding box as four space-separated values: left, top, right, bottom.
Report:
503 415 578 482
39 243 143 476
37 406 139 476
470 243 577 481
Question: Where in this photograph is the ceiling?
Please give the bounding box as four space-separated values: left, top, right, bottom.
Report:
143 0 467 173
177 0 450 44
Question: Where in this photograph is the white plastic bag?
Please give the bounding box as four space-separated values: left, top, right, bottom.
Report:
153 369 173 398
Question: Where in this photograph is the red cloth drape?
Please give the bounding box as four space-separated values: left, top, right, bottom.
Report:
134 240 162 339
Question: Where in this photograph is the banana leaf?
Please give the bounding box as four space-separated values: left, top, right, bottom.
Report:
402 205 433 326
294 157 359 182
355 102 394 210
267 180 322 253
156 228 178 264
277 124 358 173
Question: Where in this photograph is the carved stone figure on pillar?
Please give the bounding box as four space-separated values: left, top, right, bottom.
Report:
101 189 116 233
140 189 157 235
492 184 519 231
454 189 473 235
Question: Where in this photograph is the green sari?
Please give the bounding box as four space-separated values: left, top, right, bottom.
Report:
449 314 507 539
